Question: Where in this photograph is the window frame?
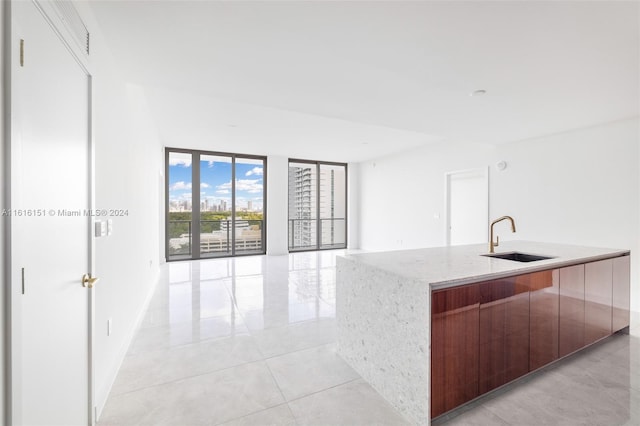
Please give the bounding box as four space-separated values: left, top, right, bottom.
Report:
287 158 348 252
165 148 267 261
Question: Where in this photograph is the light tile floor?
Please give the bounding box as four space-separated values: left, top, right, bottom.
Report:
99 251 640 426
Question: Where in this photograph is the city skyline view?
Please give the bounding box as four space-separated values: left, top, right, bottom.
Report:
169 153 264 212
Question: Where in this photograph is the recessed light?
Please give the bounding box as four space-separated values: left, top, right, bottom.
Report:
470 89 487 97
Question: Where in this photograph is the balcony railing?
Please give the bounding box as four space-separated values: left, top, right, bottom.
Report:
167 220 192 256
288 218 346 251
168 219 264 258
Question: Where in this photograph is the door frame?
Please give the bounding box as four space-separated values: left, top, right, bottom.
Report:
2 1 11 424
6 0 95 424
444 167 489 246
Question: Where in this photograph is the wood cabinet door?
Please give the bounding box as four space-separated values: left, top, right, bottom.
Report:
525 270 559 371
559 264 585 357
431 256 628 419
585 259 613 345
478 277 529 394
431 284 480 418
612 255 631 332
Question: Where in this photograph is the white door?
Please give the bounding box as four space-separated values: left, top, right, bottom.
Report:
11 1 92 424
446 168 488 246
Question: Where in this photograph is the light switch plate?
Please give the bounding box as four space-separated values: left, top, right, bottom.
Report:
94 221 107 237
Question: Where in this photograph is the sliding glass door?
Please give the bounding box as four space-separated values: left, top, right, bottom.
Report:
288 161 317 250
319 163 346 248
234 157 266 254
167 149 266 260
199 154 233 256
167 151 194 257
288 160 346 252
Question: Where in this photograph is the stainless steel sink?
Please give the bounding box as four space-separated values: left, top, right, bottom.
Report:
482 252 554 262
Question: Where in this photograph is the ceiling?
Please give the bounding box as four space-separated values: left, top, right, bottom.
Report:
87 0 639 162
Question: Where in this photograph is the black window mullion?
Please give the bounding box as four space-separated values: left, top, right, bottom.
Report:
192 152 201 259
164 149 170 261
316 162 321 250
344 163 348 249
231 155 236 256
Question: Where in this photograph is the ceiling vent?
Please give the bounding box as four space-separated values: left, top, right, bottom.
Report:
51 0 90 55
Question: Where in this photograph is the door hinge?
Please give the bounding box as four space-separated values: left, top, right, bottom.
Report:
20 39 24 67
21 267 25 294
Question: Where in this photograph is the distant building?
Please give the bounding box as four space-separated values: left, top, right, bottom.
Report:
219 218 251 233
319 167 345 247
288 166 316 248
168 199 193 212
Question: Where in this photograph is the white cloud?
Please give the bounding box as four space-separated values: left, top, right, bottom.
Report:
169 192 192 202
217 179 263 194
237 179 263 193
170 181 192 191
168 155 192 167
216 189 230 194
201 183 211 188
245 167 263 177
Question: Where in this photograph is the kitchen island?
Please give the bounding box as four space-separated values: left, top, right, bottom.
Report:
336 241 630 425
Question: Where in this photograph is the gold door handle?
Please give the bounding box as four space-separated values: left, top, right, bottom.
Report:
82 274 99 288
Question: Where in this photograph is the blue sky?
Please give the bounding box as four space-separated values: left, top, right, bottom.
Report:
168 155 264 211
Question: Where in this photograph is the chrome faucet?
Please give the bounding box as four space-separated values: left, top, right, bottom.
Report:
489 216 516 253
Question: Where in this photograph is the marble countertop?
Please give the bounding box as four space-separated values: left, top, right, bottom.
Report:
341 241 630 290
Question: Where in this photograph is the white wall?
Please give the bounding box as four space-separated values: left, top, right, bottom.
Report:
359 118 640 310
92 81 162 416
359 141 496 250
267 156 288 255
348 162 360 249
74 4 163 418
492 120 639 250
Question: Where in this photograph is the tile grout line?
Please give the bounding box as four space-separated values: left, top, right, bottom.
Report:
284 377 362 405
261 341 337 363
211 402 297 426
108 355 271 399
